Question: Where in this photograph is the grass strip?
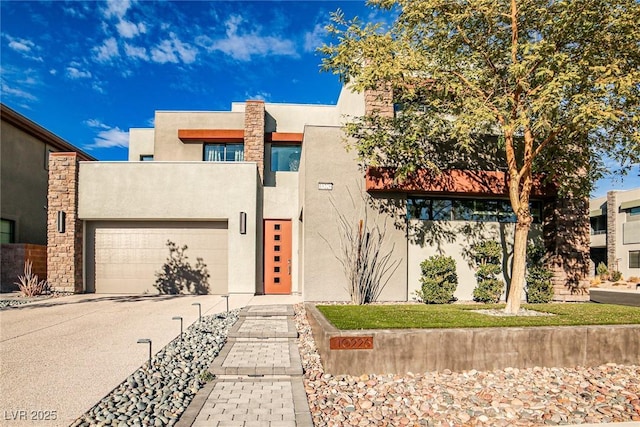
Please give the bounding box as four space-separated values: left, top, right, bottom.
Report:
316 303 640 330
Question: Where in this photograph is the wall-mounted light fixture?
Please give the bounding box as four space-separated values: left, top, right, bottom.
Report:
57 211 66 233
239 212 247 234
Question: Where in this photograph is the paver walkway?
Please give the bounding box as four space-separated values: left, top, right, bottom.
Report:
177 305 312 427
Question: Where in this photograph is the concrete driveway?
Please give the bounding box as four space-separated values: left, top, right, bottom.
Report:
0 293 280 426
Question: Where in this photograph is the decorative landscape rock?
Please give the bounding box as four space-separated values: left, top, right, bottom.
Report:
294 304 640 426
71 310 239 427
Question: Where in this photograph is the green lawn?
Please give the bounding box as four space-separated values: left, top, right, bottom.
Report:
316 303 640 330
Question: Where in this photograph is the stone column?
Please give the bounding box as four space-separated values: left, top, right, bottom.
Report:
364 84 394 117
606 190 617 273
244 101 265 181
543 196 591 301
47 152 83 293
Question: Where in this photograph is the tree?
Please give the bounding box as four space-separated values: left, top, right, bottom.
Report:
320 0 640 313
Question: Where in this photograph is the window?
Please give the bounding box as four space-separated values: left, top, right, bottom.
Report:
140 154 154 161
630 251 640 269
204 144 244 162
590 215 607 235
271 145 301 171
1 219 15 244
630 207 640 216
407 197 542 223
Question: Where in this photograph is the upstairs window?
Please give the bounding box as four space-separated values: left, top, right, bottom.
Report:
271 145 301 172
407 197 542 223
140 155 154 161
204 143 244 162
1 219 15 244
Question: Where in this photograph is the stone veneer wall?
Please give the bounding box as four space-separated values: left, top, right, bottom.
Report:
0 244 47 292
606 191 618 273
244 101 265 181
47 152 83 293
364 85 394 118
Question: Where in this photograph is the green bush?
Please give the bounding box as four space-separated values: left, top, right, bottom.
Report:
526 266 554 303
416 255 458 304
596 262 609 280
471 241 504 303
610 270 623 281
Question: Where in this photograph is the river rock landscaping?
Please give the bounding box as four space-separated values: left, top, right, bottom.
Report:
295 304 640 426
71 309 239 427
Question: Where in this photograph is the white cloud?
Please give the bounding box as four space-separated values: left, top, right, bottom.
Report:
124 43 149 61
66 66 92 79
49 69 57 75
0 83 37 101
198 15 297 61
94 37 119 63
304 23 326 53
116 20 146 38
245 91 271 101
104 0 132 19
150 33 197 64
7 37 34 53
85 125 129 149
85 119 111 129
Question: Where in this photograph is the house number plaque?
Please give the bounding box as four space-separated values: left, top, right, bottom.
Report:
330 336 374 350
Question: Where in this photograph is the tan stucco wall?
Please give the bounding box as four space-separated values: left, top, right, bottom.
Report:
0 120 50 245
128 128 155 161
78 161 258 294
300 125 408 301
153 111 244 161
407 220 542 302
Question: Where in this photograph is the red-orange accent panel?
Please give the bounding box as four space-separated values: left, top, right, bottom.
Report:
365 167 556 198
178 129 244 142
266 132 304 143
264 219 292 295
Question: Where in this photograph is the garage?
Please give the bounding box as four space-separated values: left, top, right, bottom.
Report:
85 221 228 294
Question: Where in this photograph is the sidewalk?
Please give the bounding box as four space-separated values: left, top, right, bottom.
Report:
177 304 312 427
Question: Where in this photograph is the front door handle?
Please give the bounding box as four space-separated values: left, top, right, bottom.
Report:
287 259 291 275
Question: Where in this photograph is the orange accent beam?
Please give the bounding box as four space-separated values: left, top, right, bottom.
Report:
266 132 304 143
178 129 244 142
365 167 555 198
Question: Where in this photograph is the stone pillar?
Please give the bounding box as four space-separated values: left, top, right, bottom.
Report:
244 100 265 181
543 196 591 301
606 190 617 273
47 152 83 293
364 84 394 118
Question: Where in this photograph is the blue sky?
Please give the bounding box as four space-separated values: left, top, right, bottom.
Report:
1 0 637 197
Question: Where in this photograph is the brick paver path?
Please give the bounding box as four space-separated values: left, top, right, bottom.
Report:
177 305 312 427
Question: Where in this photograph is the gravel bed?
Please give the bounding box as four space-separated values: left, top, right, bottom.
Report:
0 299 29 309
72 309 239 427
294 304 640 426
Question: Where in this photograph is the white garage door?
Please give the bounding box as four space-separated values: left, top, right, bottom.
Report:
86 221 228 294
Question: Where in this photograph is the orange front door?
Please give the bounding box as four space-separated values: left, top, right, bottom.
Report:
264 219 292 295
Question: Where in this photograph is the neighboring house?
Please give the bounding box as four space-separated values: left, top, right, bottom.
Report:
46 87 589 301
590 188 640 280
1 104 95 291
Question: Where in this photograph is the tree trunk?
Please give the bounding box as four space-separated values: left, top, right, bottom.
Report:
505 220 530 314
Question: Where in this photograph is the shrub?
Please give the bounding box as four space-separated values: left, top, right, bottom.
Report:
596 262 609 280
471 241 504 303
15 260 50 297
590 276 601 287
628 276 640 283
610 270 623 282
526 266 555 303
416 255 458 304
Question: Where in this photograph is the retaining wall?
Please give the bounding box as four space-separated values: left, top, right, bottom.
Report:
305 303 640 375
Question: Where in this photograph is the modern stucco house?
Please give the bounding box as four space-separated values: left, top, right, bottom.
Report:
1 104 95 291
46 87 589 301
590 188 640 279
